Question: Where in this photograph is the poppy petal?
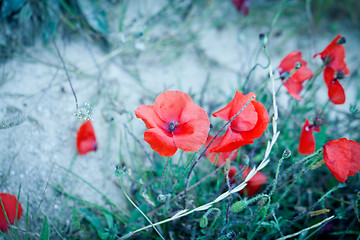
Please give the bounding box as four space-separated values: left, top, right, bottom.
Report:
348 140 360 176
298 119 316 155
205 135 238 166
328 80 346 104
239 101 269 140
173 118 208 152
324 67 335 86
283 80 303 101
279 51 304 73
292 65 313 83
76 120 97 155
135 105 165 129
144 128 177 157
153 91 191 123
210 127 254 152
323 138 351 182
241 167 268 197
229 93 258 132
0 193 22 232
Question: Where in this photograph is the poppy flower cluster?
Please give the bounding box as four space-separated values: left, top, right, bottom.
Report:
298 118 320 155
322 138 360 183
228 166 267 197
135 91 210 157
0 193 22 232
278 35 349 104
278 51 313 101
76 120 98 155
314 35 350 104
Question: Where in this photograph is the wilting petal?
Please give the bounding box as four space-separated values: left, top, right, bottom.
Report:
76 120 97 155
284 80 303 101
298 119 315 155
279 51 304 72
328 80 345 104
144 128 177 157
0 193 22 231
324 67 335 86
313 35 341 61
323 138 351 182
135 105 165 129
348 140 360 176
292 65 313 83
153 91 191 123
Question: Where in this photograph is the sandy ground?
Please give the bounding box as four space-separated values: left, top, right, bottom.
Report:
0 0 359 235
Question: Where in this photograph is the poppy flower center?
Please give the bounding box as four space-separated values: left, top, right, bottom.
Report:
305 125 312 131
335 71 345 80
168 121 179 134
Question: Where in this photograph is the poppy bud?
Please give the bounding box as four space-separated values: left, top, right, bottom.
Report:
259 33 267 46
282 149 291 159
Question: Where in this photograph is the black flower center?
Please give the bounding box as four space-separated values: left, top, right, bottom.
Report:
168 121 179 134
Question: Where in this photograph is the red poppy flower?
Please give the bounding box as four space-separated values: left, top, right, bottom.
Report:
205 135 238 166
231 0 250 16
211 91 269 153
0 193 22 232
323 138 360 182
314 35 350 75
278 51 313 101
76 120 97 155
323 67 346 104
298 119 320 155
135 91 210 157
227 166 267 197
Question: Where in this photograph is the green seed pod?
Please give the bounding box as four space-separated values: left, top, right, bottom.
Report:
230 200 247 213
199 216 208 228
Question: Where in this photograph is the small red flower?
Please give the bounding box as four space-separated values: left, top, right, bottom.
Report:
227 166 267 197
298 119 320 155
205 135 238 166
278 51 313 101
314 35 350 75
231 0 250 16
323 138 360 182
323 67 346 104
211 91 269 153
0 193 22 232
135 91 210 157
76 120 98 155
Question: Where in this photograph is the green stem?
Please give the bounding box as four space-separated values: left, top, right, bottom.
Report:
119 176 165 240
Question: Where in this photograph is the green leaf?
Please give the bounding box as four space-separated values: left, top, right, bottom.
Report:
104 213 114 229
39 216 50 240
77 0 109 34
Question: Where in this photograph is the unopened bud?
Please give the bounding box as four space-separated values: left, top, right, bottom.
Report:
294 62 302 70
259 33 268 46
282 149 291 159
